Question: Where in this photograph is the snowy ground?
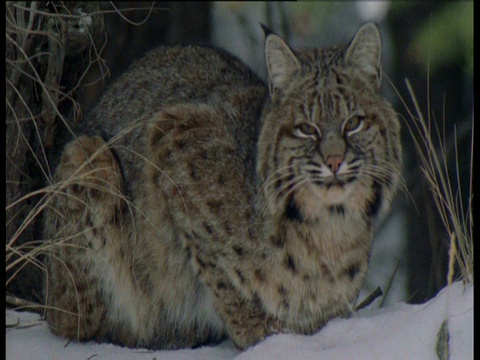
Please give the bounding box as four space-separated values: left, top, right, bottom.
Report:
6 281 472 360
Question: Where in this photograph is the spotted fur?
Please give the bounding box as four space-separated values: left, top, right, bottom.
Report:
44 23 401 350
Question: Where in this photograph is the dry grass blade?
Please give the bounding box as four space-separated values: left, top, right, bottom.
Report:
402 78 473 284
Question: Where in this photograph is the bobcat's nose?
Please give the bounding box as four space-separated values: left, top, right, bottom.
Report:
326 155 343 174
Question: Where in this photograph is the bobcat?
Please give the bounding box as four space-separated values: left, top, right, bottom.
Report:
44 23 402 350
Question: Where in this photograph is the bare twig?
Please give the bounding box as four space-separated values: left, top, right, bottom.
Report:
379 260 401 308
354 287 383 311
6 294 44 314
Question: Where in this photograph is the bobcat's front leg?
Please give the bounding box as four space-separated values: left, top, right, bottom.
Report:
215 289 273 349
189 248 275 349
146 104 276 349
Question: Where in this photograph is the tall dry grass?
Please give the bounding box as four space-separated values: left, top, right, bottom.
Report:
393 77 473 285
6 2 104 309
5 1 158 312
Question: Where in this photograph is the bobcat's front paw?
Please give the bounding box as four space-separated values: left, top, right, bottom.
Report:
227 314 279 350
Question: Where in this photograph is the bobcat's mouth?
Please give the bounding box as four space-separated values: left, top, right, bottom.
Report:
311 173 358 189
325 178 346 189
301 169 362 207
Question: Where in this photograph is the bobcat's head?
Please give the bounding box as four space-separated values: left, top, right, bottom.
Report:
257 23 402 223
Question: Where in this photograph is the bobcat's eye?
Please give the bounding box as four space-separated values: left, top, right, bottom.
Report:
293 122 319 139
343 116 365 136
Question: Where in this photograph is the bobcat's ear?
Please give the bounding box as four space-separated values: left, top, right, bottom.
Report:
345 23 382 88
264 32 300 95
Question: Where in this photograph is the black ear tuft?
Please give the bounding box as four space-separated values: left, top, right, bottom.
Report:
260 23 274 38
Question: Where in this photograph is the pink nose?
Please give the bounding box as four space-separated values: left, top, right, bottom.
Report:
326 155 343 173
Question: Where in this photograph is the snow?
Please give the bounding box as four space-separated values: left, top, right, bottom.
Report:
6 281 472 360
